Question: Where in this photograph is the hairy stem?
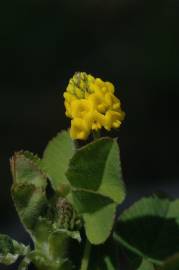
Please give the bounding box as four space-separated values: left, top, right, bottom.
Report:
80 239 91 270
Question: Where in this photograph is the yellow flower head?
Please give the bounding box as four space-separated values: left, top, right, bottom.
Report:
64 72 125 140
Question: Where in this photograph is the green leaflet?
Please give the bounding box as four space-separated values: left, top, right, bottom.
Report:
12 183 47 231
0 234 29 265
66 138 125 203
66 138 125 245
11 152 48 233
114 196 179 269
42 131 76 194
11 151 46 189
70 189 116 244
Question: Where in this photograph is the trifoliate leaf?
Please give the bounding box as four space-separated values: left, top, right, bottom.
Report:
66 138 125 244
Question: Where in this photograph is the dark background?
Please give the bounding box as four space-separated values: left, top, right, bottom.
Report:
0 0 179 269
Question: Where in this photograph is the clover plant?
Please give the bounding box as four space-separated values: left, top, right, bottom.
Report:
0 72 178 270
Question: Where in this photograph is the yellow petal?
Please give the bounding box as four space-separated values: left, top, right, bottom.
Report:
71 99 93 118
104 111 124 130
70 118 90 140
88 92 107 113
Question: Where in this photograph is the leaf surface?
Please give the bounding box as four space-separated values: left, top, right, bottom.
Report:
69 189 116 244
66 138 125 244
42 131 75 194
11 152 48 233
66 138 125 203
114 196 179 269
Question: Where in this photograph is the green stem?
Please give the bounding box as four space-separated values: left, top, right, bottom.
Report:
113 232 163 266
80 239 91 270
